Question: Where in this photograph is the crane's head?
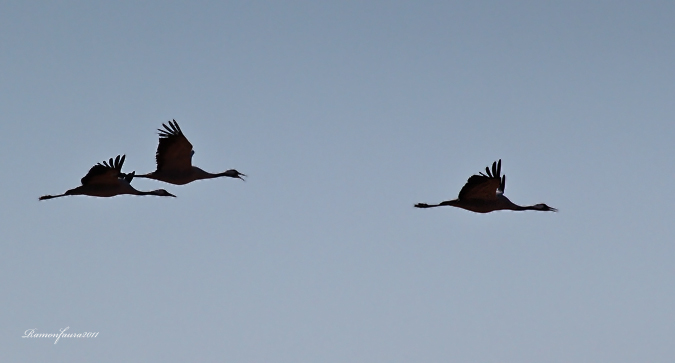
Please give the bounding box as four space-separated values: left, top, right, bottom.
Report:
533 203 557 212
152 189 176 197
222 169 247 181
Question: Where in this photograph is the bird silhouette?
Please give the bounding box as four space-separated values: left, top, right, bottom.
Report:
135 120 246 185
415 159 557 213
39 155 175 200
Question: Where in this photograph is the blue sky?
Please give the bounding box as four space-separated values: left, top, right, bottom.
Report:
2 1 674 362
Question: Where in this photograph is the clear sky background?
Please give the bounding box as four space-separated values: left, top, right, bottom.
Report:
2 1 674 362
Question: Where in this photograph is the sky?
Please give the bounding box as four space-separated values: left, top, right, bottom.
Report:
1 1 674 362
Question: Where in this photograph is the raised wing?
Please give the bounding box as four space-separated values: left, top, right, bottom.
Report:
457 160 504 200
155 120 194 172
81 155 125 186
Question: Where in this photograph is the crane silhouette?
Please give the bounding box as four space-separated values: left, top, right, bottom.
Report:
39 155 175 200
135 120 246 185
415 159 557 213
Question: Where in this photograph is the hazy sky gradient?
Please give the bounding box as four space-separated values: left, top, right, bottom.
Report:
2 1 674 362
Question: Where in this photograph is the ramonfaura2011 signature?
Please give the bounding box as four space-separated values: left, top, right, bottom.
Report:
22 327 99 344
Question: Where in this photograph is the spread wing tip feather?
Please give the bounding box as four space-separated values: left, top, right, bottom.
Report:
158 119 184 138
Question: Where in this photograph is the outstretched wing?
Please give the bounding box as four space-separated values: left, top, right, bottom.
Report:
81 155 126 186
155 120 194 173
457 160 504 200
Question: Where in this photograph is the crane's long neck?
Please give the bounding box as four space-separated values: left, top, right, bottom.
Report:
187 167 231 181
496 195 541 211
503 198 557 212
415 200 461 208
39 187 81 200
168 167 231 180
208 171 229 179
129 188 173 197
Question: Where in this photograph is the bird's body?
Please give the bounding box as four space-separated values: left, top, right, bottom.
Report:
136 120 245 185
140 166 243 185
39 155 175 200
415 159 556 213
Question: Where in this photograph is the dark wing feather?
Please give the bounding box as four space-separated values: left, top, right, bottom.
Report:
457 175 501 200
457 160 503 200
81 155 125 185
155 119 193 172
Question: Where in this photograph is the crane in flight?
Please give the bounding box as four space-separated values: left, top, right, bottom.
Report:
136 120 246 185
39 155 175 200
415 159 557 213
